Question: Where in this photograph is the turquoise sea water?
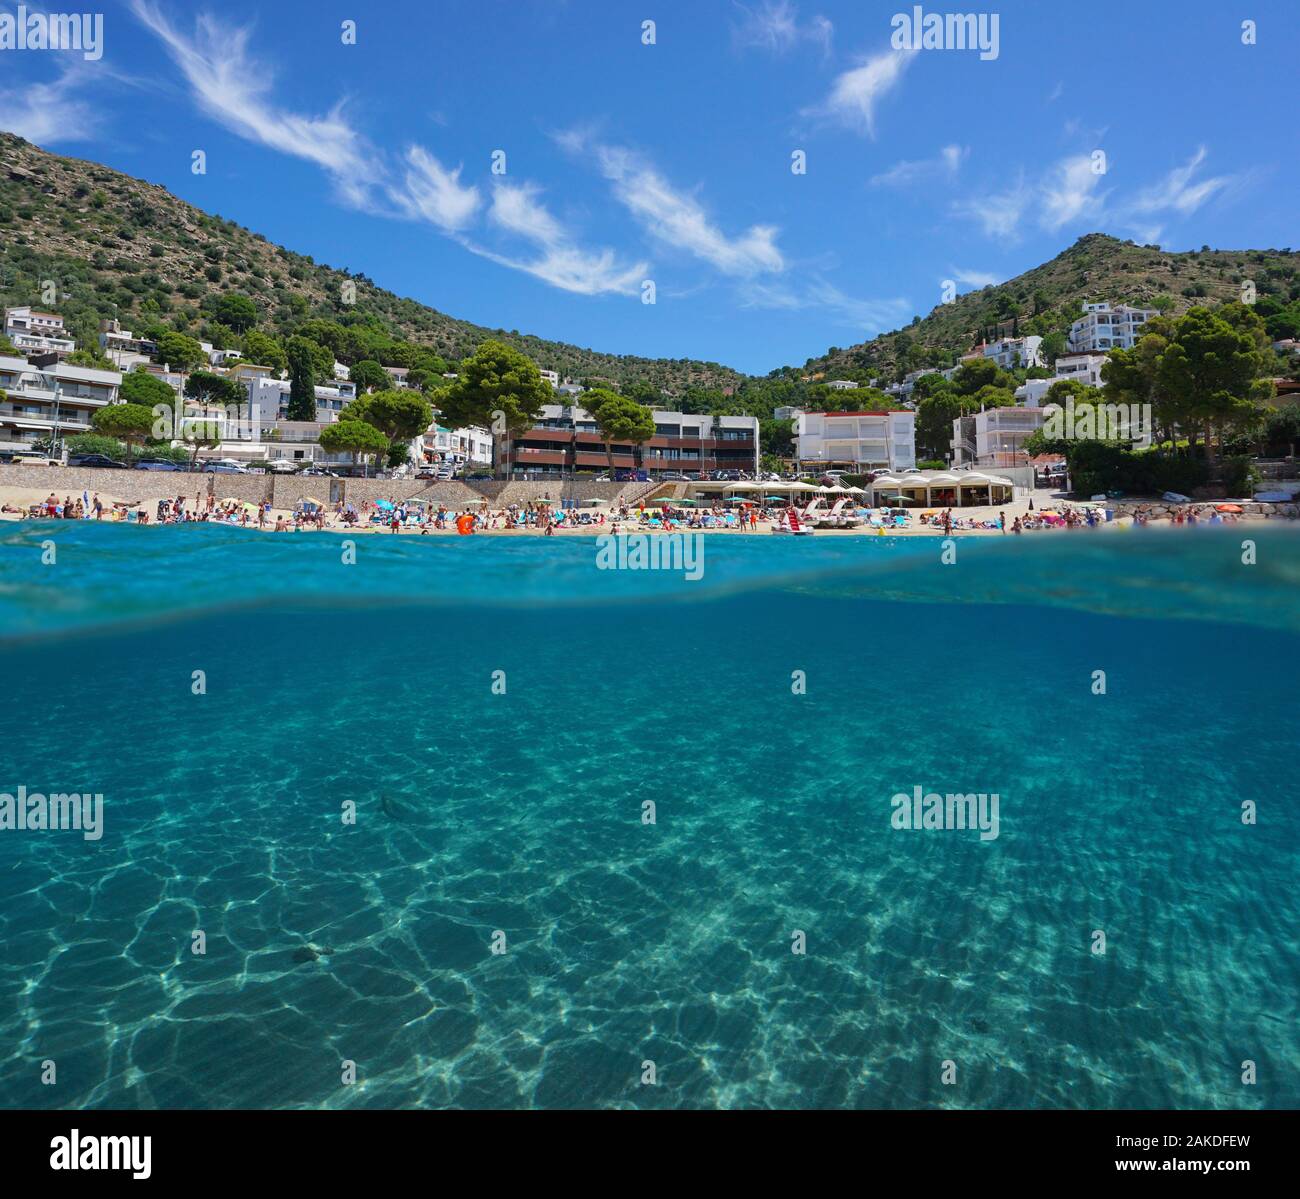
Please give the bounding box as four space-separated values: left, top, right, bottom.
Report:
0 523 1297 1109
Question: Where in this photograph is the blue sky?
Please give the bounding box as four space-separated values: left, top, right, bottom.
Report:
2 0 1297 375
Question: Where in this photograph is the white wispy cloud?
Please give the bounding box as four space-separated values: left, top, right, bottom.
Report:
395 147 480 232
484 183 648 295
130 1 377 208
950 269 1001 288
732 1 832 55
870 144 967 187
1131 147 1236 217
0 63 101 145
954 153 1109 239
131 2 643 296
1040 153 1109 231
565 136 785 278
953 174 1032 238
743 278 911 333
803 47 916 137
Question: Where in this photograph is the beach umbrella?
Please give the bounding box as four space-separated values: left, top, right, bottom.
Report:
1216 503 1243 513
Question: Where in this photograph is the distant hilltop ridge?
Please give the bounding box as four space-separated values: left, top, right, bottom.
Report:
1 133 1297 399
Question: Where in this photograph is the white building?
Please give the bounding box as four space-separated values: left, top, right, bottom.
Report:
825 379 858 391
1013 350 1111 406
4 307 75 357
0 356 121 451
98 321 157 371
1068 302 1158 353
900 365 961 399
794 409 916 470
951 406 1047 468
247 375 358 423
538 369 560 388
1053 351 1108 387
414 424 493 468
984 335 1043 370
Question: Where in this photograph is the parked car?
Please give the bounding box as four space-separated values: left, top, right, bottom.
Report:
68 453 128 469
268 461 299 474
201 459 250 474
134 459 185 471
3 451 58 466
298 467 338 477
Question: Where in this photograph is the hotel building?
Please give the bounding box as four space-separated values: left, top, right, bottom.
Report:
1068 302 1158 353
951 406 1047 468
507 404 759 478
793 409 917 470
0 355 121 452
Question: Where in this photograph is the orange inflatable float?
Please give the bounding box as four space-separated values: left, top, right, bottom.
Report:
455 513 476 535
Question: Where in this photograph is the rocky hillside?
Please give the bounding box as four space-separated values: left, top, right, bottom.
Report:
0 132 745 393
793 233 1300 383
3 134 1295 399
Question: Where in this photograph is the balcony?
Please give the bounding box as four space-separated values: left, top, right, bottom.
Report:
512 448 567 466
574 450 635 468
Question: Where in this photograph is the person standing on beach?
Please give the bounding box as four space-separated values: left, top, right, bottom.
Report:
93 493 103 520
999 510 1006 533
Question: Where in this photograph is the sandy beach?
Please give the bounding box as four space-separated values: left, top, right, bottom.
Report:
1 481 1269 537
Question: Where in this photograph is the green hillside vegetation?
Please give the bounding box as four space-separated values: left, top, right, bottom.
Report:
792 232 1300 385
2 133 1297 469
0 132 745 395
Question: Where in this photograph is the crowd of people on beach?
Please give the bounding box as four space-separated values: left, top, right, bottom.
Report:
0 489 1276 536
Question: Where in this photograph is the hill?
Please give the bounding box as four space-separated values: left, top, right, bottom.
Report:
0 132 746 394
2 134 1296 407
789 233 1300 384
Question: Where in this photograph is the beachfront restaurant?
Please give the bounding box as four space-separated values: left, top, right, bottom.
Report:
867 470 1014 508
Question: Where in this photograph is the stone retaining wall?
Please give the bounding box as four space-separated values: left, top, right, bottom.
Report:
0 463 481 509
473 481 646 507
1106 498 1299 519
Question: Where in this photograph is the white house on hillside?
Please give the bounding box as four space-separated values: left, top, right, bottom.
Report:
4 307 75 357
984 335 1043 370
1068 302 1158 352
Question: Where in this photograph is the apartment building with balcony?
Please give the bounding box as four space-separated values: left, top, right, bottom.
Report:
506 404 759 478
794 409 916 470
951 406 1047 467
984 335 1044 370
1014 350 1111 405
3 306 76 358
247 375 359 423
414 424 493 467
0 355 121 450
1068 302 1158 353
